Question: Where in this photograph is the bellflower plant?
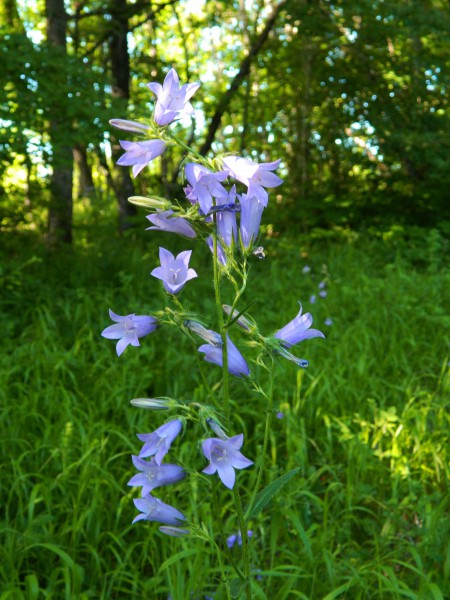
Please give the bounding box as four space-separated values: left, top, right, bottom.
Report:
101 65 325 599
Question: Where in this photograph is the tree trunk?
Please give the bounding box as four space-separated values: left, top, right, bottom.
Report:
109 0 136 231
46 0 73 244
0 0 24 30
73 143 96 200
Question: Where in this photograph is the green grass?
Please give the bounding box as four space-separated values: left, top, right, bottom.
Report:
1 225 449 599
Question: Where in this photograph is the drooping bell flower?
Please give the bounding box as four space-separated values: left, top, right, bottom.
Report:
116 139 166 177
146 210 197 239
274 302 325 348
137 419 183 465
132 493 186 525
127 456 185 496
198 334 250 377
184 163 229 214
239 193 264 248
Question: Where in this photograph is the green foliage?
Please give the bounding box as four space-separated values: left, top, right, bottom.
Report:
1 225 448 598
2 0 450 237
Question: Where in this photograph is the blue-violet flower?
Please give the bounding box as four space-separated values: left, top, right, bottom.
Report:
146 210 196 238
215 185 238 247
199 334 250 377
151 247 197 294
223 155 282 206
127 456 185 496
137 419 183 465
132 493 186 525
116 139 166 177
239 193 265 248
202 434 253 489
227 530 253 548
101 309 158 356
147 68 200 126
185 163 228 214
274 302 325 348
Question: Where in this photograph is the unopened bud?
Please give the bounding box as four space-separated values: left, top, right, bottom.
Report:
159 526 190 537
222 305 252 331
276 346 309 369
184 320 222 347
130 398 171 410
206 417 228 440
128 195 171 210
109 119 151 134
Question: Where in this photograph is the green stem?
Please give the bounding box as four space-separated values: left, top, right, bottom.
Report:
164 129 210 165
194 343 220 409
245 362 275 519
233 486 252 599
211 536 232 600
212 232 230 417
211 483 245 581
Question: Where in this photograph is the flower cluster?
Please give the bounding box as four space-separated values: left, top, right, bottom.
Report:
129 420 187 526
127 415 252 527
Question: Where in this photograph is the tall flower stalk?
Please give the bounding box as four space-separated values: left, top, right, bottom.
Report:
102 67 325 596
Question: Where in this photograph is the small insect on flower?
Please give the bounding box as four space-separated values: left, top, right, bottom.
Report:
253 246 265 259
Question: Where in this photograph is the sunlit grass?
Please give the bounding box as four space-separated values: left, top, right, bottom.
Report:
1 226 448 598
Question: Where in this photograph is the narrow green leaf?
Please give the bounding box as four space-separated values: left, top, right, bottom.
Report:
24 543 75 569
158 549 199 572
322 582 353 600
424 583 445 600
25 574 40 600
247 467 301 519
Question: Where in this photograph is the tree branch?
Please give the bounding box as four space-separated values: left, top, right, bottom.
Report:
199 0 287 157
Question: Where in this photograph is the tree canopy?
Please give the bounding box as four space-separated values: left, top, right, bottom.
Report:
1 0 449 239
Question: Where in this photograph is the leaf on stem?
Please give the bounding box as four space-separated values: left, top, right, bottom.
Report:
246 467 301 519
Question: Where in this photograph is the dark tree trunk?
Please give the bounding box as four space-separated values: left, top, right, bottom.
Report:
73 143 96 200
108 0 137 231
0 0 24 30
46 0 73 244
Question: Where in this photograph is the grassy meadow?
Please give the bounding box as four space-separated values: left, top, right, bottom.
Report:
1 222 449 599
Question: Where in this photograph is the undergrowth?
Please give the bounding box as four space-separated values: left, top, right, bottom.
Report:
1 225 449 599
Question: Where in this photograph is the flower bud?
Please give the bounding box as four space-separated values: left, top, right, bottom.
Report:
222 305 253 331
130 398 172 410
159 526 190 537
184 320 223 347
128 196 171 210
109 119 151 134
206 417 228 440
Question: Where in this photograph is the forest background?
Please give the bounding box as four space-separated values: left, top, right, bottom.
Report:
1 0 449 599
